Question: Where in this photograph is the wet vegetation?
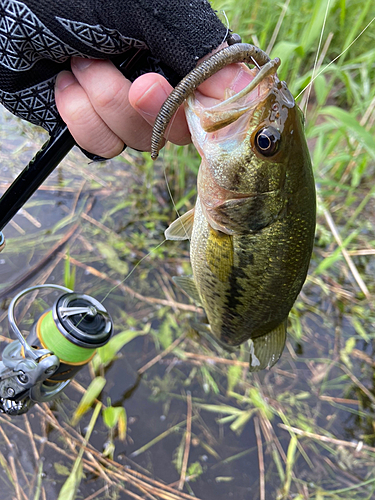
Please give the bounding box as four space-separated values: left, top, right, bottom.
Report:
0 0 374 498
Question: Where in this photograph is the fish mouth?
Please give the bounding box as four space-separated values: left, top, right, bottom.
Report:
151 43 277 159
191 58 281 134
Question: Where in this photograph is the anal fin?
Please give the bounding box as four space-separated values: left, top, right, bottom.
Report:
165 208 195 240
248 321 287 372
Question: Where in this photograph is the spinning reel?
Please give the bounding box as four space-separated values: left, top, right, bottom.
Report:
0 284 113 415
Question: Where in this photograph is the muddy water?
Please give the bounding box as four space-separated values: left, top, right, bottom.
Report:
0 108 374 499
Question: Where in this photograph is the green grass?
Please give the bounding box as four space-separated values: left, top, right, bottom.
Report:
0 0 375 498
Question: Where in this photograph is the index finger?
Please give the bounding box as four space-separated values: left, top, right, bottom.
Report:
129 73 191 146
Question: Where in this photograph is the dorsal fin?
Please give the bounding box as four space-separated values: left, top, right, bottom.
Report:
248 321 287 372
165 208 195 240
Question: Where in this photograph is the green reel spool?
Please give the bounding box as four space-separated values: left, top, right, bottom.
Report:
27 290 113 382
37 310 96 365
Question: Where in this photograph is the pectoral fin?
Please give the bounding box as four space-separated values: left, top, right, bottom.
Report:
165 208 195 240
173 276 201 305
248 321 287 372
202 191 285 235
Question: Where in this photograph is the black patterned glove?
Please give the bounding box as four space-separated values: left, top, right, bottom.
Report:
0 0 227 135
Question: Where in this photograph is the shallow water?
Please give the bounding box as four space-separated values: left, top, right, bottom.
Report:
0 108 374 499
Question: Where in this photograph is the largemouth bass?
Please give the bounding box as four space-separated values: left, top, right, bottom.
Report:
151 43 316 371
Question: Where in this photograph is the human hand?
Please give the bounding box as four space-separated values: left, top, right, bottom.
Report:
0 0 227 144
54 55 254 158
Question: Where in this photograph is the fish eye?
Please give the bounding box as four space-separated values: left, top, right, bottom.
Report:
254 127 280 157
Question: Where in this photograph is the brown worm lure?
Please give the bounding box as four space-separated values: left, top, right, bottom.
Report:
150 43 273 160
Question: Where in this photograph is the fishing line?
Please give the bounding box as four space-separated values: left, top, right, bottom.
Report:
162 109 193 242
71 186 170 329
163 167 187 236
163 166 193 243
220 10 230 46
303 0 331 116
296 15 375 101
99 238 168 305
98 106 191 307
162 113 181 218
78 98 194 313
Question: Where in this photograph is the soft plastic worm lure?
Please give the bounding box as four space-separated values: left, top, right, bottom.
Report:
150 42 273 159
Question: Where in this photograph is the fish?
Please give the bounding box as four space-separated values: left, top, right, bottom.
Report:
151 43 316 371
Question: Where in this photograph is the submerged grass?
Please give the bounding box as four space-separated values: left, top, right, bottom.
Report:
0 0 374 498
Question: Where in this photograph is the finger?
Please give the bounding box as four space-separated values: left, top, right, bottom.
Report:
198 63 253 104
55 70 124 158
70 58 156 152
129 73 191 146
